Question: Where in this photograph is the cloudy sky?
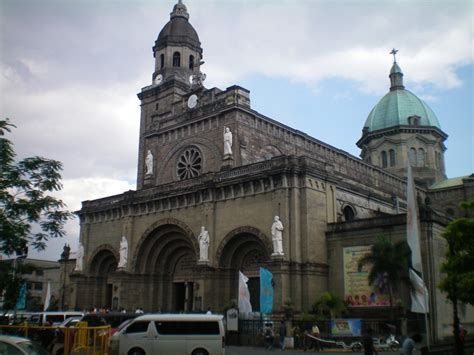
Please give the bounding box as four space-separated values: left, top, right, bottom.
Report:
1 0 472 261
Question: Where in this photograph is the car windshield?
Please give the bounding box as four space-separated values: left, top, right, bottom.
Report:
17 341 49 355
118 318 134 330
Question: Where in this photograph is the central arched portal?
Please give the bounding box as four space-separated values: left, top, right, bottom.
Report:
134 223 198 312
218 229 271 312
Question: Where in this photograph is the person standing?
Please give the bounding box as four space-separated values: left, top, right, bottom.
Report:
312 323 323 352
279 320 286 350
362 328 378 355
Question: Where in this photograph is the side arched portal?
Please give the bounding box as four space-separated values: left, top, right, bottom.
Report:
88 245 118 309
217 227 271 312
133 221 198 312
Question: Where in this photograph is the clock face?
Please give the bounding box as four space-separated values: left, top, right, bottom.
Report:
187 94 198 109
154 74 163 85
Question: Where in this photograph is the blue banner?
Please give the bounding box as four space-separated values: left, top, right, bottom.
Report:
16 282 27 310
260 267 273 314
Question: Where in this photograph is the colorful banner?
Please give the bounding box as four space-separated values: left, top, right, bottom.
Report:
343 246 390 307
330 319 362 336
260 267 273 314
15 282 27 310
238 271 252 314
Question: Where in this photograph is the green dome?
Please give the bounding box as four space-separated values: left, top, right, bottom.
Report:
364 89 441 132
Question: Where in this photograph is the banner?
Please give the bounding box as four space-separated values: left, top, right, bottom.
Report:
43 280 51 311
260 267 273 314
238 271 252 314
330 319 362 336
409 269 428 313
343 246 390 307
15 282 27 310
406 163 423 273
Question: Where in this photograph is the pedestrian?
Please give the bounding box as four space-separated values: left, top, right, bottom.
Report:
292 324 301 349
401 333 422 355
311 323 323 351
206 307 212 315
362 328 378 355
279 320 286 350
264 322 274 350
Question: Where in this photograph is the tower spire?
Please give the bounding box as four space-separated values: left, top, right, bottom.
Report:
389 49 404 91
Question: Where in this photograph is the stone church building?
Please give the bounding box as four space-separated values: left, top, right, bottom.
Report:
60 1 473 341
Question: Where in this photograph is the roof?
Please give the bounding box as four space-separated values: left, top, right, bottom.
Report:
430 175 471 190
363 88 441 132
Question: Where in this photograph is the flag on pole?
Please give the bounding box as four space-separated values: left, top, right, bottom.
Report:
15 282 27 310
260 267 273 314
43 280 51 311
238 271 252 314
409 269 429 313
406 163 423 273
406 163 428 313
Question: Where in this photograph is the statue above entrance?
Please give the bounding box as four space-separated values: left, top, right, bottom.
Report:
118 236 129 269
75 242 84 272
271 216 284 256
198 226 210 261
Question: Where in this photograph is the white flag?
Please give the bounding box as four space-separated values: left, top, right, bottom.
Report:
406 164 422 273
238 271 252 314
409 269 428 313
43 280 51 311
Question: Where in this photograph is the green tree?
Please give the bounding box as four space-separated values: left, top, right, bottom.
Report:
0 118 72 309
358 235 411 320
312 292 347 319
439 200 474 355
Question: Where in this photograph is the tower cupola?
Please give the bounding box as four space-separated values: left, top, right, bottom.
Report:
151 1 203 86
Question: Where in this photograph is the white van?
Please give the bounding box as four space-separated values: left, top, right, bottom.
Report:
28 311 84 326
109 313 225 355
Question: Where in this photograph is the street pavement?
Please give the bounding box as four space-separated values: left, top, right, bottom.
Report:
225 346 403 355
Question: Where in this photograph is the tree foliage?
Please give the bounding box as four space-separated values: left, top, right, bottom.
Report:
312 291 347 319
439 200 474 305
0 119 73 255
358 235 411 317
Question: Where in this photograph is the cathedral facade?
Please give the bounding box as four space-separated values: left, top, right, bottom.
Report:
60 1 473 342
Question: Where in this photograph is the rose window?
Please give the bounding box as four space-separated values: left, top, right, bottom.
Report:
177 147 202 180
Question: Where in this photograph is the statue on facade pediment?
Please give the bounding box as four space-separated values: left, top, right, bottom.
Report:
271 216 284 256
118 236 128 269
223 127 233 158
198 226 210 261
75 242 84 271
145 150 154 176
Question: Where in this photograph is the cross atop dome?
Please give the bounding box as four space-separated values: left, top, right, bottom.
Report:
390 48 398 63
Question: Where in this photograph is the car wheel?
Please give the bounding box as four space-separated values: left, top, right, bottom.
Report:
390 343 400 351
128 348 146 355
351 343 362 352
192 349 209 355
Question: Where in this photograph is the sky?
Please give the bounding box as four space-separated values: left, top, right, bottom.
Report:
1 0 473 261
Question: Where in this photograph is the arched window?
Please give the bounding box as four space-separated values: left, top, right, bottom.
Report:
173 52 181 67
409 148 417 166
381 151 388 168
343 206 355 222
189 55 194 70
417 148 425 167
435 151 440 168
389 149 396 167
160 54 164 69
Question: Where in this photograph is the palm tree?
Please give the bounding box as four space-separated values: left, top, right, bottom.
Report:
358 235 411 320
312 292 347 319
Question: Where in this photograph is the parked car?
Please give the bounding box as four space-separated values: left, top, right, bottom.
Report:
28 311 84 326
0 335 49 355
109 313 225 355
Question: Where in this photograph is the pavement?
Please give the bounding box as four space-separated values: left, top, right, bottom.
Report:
225 346 403 355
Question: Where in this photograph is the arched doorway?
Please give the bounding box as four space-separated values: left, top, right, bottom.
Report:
134 222 198 312
218 228 271 312
89 246 118 310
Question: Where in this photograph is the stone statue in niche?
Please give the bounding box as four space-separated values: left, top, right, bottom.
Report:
118 236 128 269
145 150 153 175
198 226 210 261
271 216 284 256
75 242 84 271
60 243 71 261
223 127 233 158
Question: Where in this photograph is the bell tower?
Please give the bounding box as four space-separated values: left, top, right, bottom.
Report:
136 1 205 189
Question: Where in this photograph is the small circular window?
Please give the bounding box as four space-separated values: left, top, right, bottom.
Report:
177 147 202 180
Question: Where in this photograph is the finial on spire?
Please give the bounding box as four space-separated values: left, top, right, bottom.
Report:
171 0 189 20
390 48 399 63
